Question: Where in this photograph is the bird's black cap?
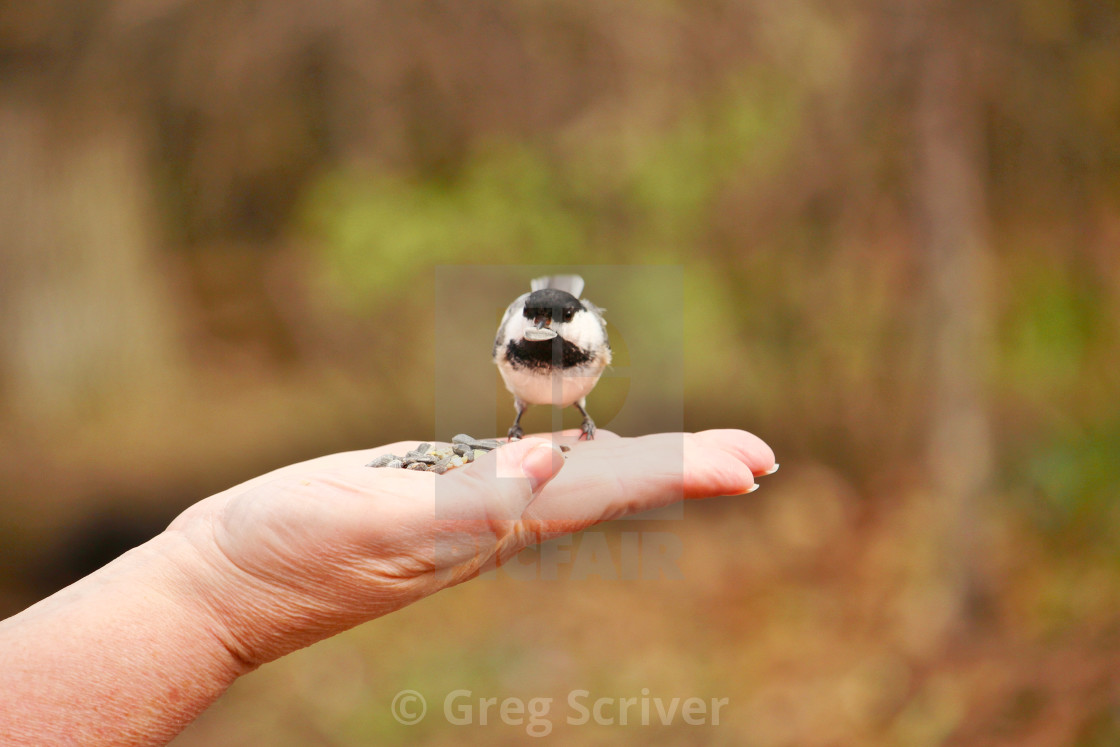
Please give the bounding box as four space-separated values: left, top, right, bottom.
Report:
523 288 584 321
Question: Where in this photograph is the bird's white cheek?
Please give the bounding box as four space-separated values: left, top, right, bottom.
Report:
505 315 537 341
555 313 605 351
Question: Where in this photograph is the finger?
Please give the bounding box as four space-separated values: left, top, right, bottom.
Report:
691 429 777 478
521 430 770 536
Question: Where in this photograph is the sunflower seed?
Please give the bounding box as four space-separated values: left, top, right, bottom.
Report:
368 435 515 475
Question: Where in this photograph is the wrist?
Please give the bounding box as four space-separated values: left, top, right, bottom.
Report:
0 529 250 745
161 506 353 669
143 527 263 675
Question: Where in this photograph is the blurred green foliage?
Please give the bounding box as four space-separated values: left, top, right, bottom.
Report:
302 145 584 308
301 74 801 309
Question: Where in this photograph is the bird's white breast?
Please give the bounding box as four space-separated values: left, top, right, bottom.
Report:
497 360 607 407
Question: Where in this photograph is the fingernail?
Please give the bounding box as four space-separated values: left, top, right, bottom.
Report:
522 443 564 493
762 463 780 476
747 483 760 493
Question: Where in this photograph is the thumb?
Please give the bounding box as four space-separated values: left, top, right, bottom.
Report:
434 437 566 522
487 437 567 518
431 438 565 581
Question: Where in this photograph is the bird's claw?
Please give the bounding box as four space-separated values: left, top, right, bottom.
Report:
507 424 524 441
580 417 596 441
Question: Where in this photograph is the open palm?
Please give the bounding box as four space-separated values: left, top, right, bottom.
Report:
168 429 775 666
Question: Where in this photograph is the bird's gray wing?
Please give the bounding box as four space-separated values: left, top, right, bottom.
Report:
582 298 608 333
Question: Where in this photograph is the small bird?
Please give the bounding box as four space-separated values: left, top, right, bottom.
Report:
493 275 611 440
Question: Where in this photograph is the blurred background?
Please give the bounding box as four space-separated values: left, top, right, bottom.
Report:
1 0 1119 744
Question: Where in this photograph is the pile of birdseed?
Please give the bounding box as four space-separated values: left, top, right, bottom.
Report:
366 433 571 475
365 434 505 474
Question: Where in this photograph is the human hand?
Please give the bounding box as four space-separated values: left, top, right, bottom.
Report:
167 429 775 669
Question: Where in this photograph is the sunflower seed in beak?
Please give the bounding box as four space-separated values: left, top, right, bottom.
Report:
524 327 558 341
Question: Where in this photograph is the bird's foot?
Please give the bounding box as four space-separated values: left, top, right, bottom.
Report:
579 417 596 441
508 423 524 441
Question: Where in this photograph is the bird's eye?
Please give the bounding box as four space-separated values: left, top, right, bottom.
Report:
563 309 574 321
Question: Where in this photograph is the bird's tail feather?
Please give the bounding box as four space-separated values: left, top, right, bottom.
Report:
531 274 585 298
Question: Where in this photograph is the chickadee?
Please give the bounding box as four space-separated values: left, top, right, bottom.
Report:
493 275 611 440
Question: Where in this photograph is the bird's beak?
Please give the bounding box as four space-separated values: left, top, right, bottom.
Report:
524 316 557 341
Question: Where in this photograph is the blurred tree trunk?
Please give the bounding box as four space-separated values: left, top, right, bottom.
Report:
0 97 179 427
913 2 994 633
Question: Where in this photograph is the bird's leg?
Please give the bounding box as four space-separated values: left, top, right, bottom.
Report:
574 398 595 440
508 401 527 441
